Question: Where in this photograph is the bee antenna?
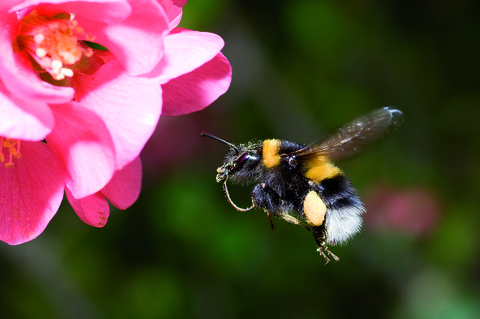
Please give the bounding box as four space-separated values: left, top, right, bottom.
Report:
201 133 239 152
223 181 255 212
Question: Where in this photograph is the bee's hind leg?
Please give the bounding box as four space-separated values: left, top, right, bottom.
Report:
277 211 311 231
312 226 339 264
317 243 340 264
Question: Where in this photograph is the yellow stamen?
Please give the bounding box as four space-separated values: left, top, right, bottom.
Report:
0 137 22 168
15 10 95 81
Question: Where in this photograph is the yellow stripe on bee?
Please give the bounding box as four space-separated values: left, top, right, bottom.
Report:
262 139 281 168
304 155 342 182
303 191 327 226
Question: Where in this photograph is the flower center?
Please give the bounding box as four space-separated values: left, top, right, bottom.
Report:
0 138 22 168
15 10 94 81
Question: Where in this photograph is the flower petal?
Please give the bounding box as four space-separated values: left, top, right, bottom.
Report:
0 141 65 245
0 83 54 140
46 102 116 199
102 156 142 209
65 188 110 228
159 0 187 29
162 53 232 115
155 28 226 84
0 9 74 103
10 0 132 23
74 0 169 76
1 1 22 11
72 55 162 169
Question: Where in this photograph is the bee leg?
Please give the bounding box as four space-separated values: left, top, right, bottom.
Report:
277 212 311 231
223 181 254 212
266 210 276 231
312 226 339 264
317 244 339 264
252 183 282 231
317 246 330 264
252 183 311 231
252 183 279 208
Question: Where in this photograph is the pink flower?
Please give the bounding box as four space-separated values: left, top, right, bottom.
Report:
364 185 441 237
0 0 232 244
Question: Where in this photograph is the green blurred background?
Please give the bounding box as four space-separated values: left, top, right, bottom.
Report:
2 0 480 318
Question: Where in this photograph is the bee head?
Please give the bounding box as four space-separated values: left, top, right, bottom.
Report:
216 144 262 183
201 133 261 184
201 133 259 212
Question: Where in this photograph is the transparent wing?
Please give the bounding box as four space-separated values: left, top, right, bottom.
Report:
289 107 404 162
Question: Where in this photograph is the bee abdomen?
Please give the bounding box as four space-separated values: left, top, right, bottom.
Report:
318 175 365 245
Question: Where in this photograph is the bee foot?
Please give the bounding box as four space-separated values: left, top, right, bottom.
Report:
317 245 339 264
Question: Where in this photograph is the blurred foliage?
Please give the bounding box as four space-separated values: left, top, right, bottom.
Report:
1 0 480 318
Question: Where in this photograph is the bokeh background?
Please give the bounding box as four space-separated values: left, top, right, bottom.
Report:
2 0 480 318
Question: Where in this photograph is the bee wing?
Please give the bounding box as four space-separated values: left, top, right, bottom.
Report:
290 107 403 162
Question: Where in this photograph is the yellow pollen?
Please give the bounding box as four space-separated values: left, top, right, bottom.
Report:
15 10 95 81
0 137 22 168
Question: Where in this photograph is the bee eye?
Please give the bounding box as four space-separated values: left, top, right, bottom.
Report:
236 152 259 166
237 153 250 164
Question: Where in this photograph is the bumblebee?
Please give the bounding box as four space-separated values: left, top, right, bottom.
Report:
202 107 403 263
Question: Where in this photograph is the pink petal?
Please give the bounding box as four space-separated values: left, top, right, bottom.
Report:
71 55 162 169
0 83 54 141
159 0 187 29
155 28 226 84
0 141 65 245
46 102 116 199
2 2 22 11
102 157 142 209
162 53 232 115
65 188 110 227
0 9 75 104
11 0 131 23
74 0 169 76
